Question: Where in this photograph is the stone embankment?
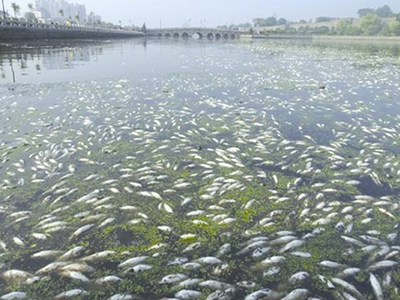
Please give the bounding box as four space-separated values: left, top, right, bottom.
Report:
0 21 144 40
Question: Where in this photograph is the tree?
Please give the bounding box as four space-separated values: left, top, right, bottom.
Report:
24 12 36 22
313 26 331 35
375 5 393 18
253 17 277 27
337 19 351 35
388 20 400 36
277 18 287 25
59 9 64 18
285 27 297 34
89 12 95 28
141 22 147 33
299 20 307 24
253 18 265 27
300 25 311 34
298 26 306 33
11 2 20 18
335 19 361 36
27 3 33 11
75 13 80 24
359 13 383 35
315 17 332 23
265 16 277 26
236 22 252 29
379 25 391 36
358 8 375 18
344 25 361 36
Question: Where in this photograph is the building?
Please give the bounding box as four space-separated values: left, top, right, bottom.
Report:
32 10 44 20
35 0 86 23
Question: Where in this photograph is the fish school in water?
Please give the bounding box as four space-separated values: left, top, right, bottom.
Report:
0 39 400 300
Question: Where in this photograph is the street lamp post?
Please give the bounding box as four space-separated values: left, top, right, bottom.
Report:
2 0 6 19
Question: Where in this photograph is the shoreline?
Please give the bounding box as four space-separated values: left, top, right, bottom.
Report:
253 35 400 43
0 23 144 41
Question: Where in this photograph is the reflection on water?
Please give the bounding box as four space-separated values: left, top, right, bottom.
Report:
0 39 249 84
0 40 136 83
1 38 400 85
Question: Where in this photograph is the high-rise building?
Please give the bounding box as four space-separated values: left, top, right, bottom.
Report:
35 0 86 23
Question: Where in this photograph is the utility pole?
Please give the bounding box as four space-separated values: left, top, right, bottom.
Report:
2 0 6 19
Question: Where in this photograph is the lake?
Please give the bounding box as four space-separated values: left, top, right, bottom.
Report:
0 38 400 300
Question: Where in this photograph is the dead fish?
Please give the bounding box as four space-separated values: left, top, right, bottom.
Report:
0 292 27 300
1 270 33 283
55 289 88 299
175 290 202 299
370 273 384 300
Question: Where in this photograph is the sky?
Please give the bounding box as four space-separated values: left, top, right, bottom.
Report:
4 0 400 28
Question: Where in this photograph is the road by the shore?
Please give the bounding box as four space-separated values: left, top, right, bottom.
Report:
0 22 144 41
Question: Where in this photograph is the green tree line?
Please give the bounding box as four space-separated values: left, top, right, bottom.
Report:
335 15 400 36
255 4 400 37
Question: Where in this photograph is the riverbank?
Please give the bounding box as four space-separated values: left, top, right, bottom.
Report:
0 22 144 41
253 35 400 42
314 35 400 43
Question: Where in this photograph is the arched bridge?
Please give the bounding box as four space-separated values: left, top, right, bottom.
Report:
147 28 245 39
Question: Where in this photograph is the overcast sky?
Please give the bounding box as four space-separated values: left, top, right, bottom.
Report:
5 0 400 27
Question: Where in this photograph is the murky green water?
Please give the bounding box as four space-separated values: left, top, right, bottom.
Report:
0 38 400 300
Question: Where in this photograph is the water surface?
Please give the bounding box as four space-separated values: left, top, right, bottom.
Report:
0 38 400 300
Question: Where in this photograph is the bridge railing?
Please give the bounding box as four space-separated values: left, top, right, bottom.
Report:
0 20 145 35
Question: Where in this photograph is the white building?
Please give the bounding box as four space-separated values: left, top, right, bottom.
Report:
35 0 86 23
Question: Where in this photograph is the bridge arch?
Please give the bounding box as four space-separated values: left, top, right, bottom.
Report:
193 32 203 39
148 28 242 39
